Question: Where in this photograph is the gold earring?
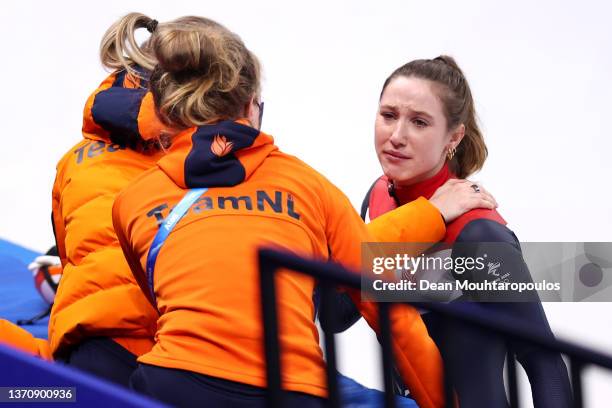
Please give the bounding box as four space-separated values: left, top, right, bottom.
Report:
447 146 456 160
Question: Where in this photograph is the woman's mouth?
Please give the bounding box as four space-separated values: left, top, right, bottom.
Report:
383 150 411 161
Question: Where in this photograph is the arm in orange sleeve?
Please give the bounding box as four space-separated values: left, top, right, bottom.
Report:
0 319 52 360
322 184 445 408
366 197 446 243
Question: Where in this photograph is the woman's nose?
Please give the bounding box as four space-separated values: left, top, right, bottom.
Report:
389 121 409 147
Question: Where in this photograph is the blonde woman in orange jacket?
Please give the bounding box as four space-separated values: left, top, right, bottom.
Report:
108 13 497 408
46 68 170 385
1 69 164 385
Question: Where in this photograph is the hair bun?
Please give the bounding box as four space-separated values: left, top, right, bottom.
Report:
153 28 212 75
433 55 463 74
148 16 261 128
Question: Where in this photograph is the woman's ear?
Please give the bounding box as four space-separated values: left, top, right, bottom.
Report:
244 95 259 128
448 123 465 151
244 96 255 117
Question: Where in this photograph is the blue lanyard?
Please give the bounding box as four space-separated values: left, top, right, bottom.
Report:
146 188 208 306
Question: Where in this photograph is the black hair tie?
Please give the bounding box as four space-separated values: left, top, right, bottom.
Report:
146 19 158 33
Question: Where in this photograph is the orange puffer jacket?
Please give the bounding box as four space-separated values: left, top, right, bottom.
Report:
48 70 166 358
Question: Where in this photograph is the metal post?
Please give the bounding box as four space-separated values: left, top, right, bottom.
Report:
319 284 340 408
259 253 284 407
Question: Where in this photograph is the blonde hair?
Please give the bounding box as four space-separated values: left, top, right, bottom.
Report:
99 12 156 76
99 13 261 129
380 55 488 178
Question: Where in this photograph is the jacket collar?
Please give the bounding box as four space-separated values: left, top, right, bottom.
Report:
157 119 277 188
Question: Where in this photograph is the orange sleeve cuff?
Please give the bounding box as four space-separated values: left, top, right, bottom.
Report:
366 197 446 243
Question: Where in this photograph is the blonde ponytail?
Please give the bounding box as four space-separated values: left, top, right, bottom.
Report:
99 12 157 77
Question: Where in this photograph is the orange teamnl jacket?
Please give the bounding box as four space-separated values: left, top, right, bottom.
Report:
48 70 167 359
113 119 447 408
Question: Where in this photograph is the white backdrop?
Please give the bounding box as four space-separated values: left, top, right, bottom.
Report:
2 1 611 406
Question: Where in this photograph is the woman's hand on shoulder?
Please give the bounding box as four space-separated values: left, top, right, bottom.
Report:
429 178 498 223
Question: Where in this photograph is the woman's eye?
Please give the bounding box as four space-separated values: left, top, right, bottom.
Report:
413 118 428 128
380 112 396 120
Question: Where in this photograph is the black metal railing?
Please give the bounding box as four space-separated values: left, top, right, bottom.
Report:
258 247 612 408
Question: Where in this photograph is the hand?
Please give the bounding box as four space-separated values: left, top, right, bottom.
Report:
429 179 498 223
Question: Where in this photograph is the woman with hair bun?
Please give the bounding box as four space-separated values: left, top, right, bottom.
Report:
345 56 573 407
108 13 499 408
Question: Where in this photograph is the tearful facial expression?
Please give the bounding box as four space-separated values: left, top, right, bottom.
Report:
375 76 461 186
